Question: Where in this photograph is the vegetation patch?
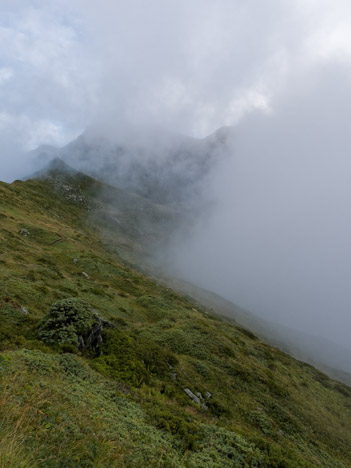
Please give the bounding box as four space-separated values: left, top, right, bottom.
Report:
0 175 350 467
39 298 99 349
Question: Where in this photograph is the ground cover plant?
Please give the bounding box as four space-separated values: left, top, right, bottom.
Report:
0 169 350 466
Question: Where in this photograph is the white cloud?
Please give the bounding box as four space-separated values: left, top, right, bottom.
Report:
0 1 97 155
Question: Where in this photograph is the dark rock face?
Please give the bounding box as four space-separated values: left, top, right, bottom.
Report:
85 316 115 355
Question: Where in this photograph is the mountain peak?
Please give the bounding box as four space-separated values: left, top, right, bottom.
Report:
46 157 76 173
28 157 79 181
203 125 235 145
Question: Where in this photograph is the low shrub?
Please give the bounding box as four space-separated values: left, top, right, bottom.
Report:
39 298 99 348
93 328 177 386
145 403 201 450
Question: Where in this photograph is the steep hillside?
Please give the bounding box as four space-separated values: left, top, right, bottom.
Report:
0 170 351 467
31 158 181 261
150 272 351 386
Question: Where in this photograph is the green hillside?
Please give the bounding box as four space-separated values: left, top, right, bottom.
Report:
0 169 350 467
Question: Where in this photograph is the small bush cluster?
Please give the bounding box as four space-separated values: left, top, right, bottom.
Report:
145 403 201 450
39 298 99 348
93 327 177 386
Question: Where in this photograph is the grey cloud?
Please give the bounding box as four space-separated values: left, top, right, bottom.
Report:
77 0 306 136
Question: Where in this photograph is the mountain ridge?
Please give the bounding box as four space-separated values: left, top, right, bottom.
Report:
30 126 234 206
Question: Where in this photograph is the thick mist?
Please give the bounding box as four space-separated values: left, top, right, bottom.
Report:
169 64 351 352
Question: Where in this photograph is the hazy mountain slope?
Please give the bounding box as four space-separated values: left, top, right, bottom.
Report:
147 270 351 386
32 126 233 206
31 158 181 261
31 154 351 384
37 161 351 385
0 169 351 467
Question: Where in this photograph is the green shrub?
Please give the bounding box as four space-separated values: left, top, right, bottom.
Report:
207 398 230 417
39 298 98 348
59 354 97 382
134 336 178 376
136 295 173 321
188 425 264 467
249 410 274 436
145 403 201 450
93 328 146 386
93 328 177 386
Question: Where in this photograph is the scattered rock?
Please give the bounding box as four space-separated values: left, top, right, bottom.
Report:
20 228 30 236
73 258 78 263
169 365 178 380
82 272 90 279
184 388 208 410
278 429 285 436
185 388 201 404
256 407 263 412
49 178 90 207
21 306 29 315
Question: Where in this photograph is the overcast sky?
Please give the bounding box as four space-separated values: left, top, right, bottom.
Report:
2 1 351 351
3 0 351 152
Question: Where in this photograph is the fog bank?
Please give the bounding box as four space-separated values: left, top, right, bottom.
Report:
169 63 351 351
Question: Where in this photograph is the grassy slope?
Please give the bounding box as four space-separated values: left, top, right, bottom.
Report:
160 275 351 387
0 174 350 467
